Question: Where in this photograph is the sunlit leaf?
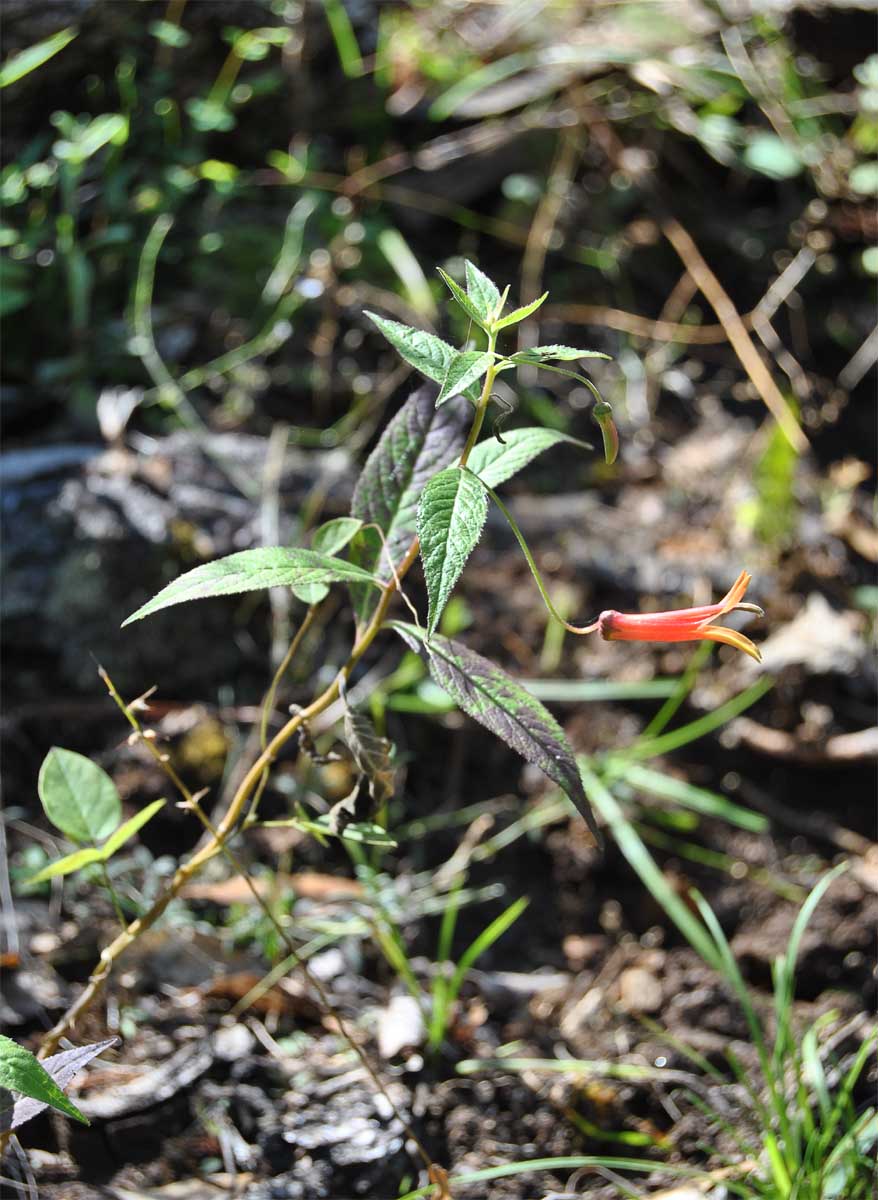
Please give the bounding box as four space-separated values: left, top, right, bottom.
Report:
465 260 501 320
436 350 493 407
38 748 120 845
123 548 380 625
418 468 487 636
467 427 589 488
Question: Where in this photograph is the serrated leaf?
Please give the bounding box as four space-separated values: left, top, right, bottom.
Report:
123 548 380 625
417 468 488 637
391 623 600 843
365 311 457 386
100 799 166 858
311 516 363 557
38 748 121 844
465 261 501 320
349 387 471 625
494 292 548 330
437 350 493 407
0 1035 90 1128
467 427 588 489
513 345 611 361
2 1037 118 1131
436 267 487 328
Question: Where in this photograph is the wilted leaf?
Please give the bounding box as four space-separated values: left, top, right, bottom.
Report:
349 387 471 624
417 467 488 636
391 623 600 844
38 748 121 844
123 548 380 625
342 696 395 808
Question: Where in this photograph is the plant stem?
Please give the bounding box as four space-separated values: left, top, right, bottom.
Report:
36 372 493 1061
459 332 498 466
100 862 127 929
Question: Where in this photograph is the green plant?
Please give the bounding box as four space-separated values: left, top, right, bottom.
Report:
579 772 877 1200
12 260 768 1190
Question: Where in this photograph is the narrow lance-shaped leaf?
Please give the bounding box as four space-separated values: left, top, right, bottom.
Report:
494 292 548 330
349 387 471 625
510 345 611 362
467 427 591 489
390 623 601 844
465 261 501 321
437 267 487 329
417 467 488 637
27 799 167 885
436 350 493 407
38 748 121 844
123 548 381 625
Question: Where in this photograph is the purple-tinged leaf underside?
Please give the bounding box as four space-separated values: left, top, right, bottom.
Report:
349 387 471 625
390 623 600 843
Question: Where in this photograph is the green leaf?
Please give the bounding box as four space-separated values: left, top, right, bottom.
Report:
26 847 105 885
100 799 166 857
437 267 487 328
123 548 380 625
2 1038 118 1131
467 427 589 489
349 387 471 624
417 468 488 636
391 623 600 843
495 292 548 330
0 27 77 89
38 748 121 844
512 345 611 362
465 261 501 321
0 1035 89 1126
28 799 167 884
292 517 365 605
364 311 458 387
311 517 363 556
437 350 493 407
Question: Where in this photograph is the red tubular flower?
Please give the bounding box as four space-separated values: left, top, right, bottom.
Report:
594 570 763 662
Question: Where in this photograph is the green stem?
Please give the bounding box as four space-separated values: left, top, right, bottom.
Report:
100 862 127 929
459 332 498 466
468 470 600 635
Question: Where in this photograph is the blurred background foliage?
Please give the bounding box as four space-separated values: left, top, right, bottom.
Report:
2 0 875 466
